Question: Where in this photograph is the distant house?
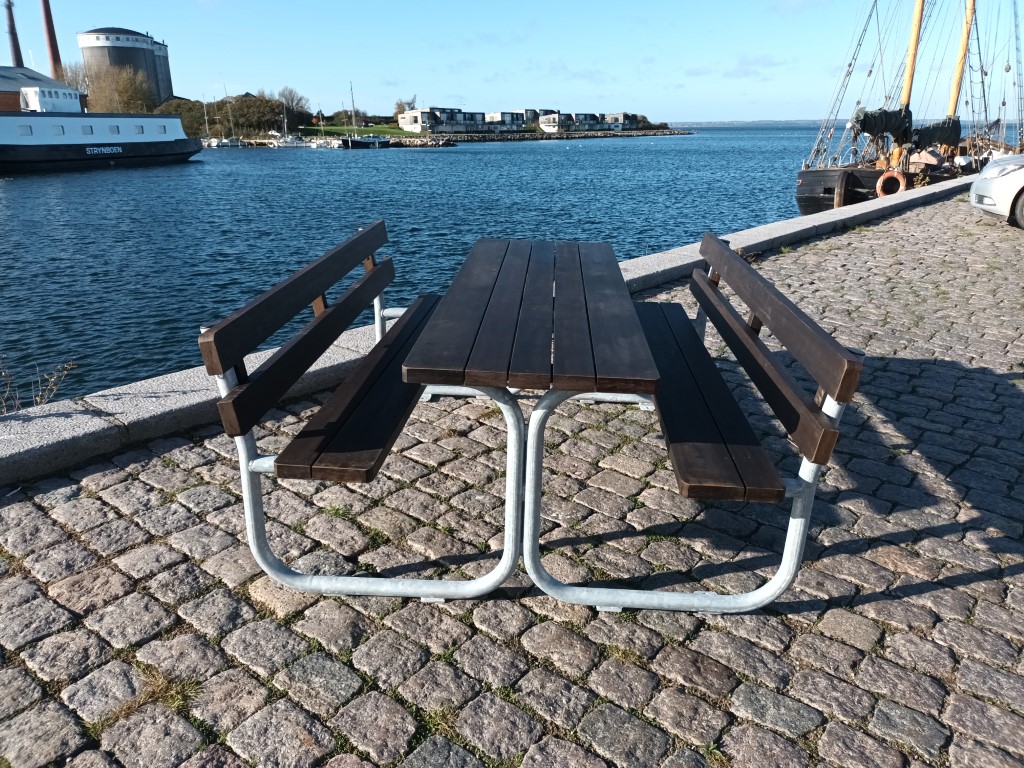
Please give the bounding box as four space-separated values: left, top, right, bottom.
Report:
400 105 644 134
572 113 604 131
397 108 436 132
605 112 638 131
512 109 544 126
538 112 568 133
484 112 523 132
399 106 489 133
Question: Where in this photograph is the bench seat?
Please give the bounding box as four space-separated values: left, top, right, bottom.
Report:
276 294 439 482
636 301 786 503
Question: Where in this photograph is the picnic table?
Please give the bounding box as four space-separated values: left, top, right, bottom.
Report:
403 238 662 607
202 224 860 612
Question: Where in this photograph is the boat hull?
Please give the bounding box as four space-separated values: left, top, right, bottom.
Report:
795 167 887 215
796 165 965 214
1 111 202 175
0 137 202 174
339 136 390 149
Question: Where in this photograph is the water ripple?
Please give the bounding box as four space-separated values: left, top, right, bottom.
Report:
0 125 810 399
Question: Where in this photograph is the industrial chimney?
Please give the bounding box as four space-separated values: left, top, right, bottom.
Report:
40 0 62 80
4 0 23 68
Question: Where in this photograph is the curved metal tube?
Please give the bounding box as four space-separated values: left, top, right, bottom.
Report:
227 379 525 600
521 389 819 613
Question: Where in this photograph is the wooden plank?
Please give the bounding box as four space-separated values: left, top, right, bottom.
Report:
217 259 395 437
402 239 508 386
699 233 862 402
199 221 388 375
464 240 533 387
552 242 596 391
275 294 439 480
579 242 659 394
690 271 840 465
310 303 436 482
636 302 749 501
659 302 786 502
507 241 555 389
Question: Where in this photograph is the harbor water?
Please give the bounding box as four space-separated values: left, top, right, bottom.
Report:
1 124 814 401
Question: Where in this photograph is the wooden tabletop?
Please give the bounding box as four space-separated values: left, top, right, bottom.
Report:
402 238 659 394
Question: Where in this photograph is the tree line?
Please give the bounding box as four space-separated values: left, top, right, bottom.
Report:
56 67 663 136
61 63 400 137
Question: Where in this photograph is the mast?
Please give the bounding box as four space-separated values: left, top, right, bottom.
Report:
971 12 991 124
40 0 62 81
900 0 927 109
4 0 23 68
947 0 976 117
349 81 357 136
1016 0 1024 148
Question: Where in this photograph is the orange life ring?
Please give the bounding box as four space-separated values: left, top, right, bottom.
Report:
876 170 907 197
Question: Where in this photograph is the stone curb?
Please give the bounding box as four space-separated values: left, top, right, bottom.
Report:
0 177 973 487
620 175 972 291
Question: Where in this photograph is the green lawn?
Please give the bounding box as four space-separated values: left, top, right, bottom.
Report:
301 125 410 137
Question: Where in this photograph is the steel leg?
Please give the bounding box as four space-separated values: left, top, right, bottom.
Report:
522 388 824 613
217 372 525 600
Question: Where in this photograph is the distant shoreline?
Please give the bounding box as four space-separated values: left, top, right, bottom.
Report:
392 129 693 146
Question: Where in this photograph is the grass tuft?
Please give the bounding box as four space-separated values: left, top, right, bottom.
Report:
0 355 77 414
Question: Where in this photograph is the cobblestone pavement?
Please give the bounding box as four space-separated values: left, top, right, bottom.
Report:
2 197 1023 768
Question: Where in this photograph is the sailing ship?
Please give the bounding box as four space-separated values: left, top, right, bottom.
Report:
796 0 1024 214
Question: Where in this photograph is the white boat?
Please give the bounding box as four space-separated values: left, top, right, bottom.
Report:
270 103 305 147
308 109 332 148
271 135 305 148
0 67 201 175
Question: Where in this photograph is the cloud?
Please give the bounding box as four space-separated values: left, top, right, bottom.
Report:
545 60 614 86
725 55 787 80
683 66 716 78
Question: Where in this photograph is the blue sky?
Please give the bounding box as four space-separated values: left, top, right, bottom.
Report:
8 1 894 121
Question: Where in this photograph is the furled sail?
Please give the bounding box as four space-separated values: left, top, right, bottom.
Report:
850 107 913 145
913 117 961 148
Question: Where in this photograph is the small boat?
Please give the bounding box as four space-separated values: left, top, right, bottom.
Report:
308 109 332 148
337 82 390 149
0 68 201 175
269 103 305 147
796 0 1023 214
338 134 390 149
270 134 305 148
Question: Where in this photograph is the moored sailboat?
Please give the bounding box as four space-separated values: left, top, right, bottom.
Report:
796 0 1023 214
338 82 390 150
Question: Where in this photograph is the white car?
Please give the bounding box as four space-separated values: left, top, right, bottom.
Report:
969 154 1024 226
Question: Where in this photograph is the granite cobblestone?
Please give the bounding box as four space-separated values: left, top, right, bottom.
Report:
3 198 1024 766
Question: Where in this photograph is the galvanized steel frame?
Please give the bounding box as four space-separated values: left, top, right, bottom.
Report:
213 367 525 601
520 389 848 613
209 291 845 610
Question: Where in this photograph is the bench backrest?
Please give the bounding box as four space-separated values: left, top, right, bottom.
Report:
693 232 863 465
199 220 392 437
